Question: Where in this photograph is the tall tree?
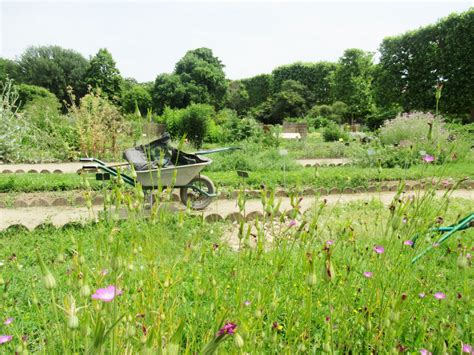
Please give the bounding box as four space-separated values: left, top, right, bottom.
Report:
152 48 227 113
333 49 375 122
17 46 89 103
0 58 20 82
85 48 122 101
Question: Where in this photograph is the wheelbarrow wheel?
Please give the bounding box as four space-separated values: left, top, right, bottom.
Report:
180 175 215 210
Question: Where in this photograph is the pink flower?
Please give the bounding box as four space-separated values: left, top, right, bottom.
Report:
419 292 426 298
462 343 472 353
91 285 122 302
0 335 12 344
402 217 408 224
100 269 108 276
433 292 446 300
244 300 251 306
217 322 237 336
433 243 440 247
364 271 373 278
404 240 414 246
374 245 385 254
466 253 471 260
326 240 334 246
288 220 297 227
420 349 432 355
3 318 13 326
423 155 435 163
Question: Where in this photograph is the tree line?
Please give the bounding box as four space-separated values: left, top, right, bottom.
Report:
0 8 472 124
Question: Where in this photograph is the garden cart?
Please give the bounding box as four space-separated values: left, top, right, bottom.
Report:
80 133 239 210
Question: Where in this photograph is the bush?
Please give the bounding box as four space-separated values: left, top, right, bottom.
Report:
322 122 349 142
379 112 449 146
366 105 402 130
178 104 214 148
15 83 57 109
121 85 152 115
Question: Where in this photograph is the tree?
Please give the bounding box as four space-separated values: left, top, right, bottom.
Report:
17 46 89 104
152 48 227 113
270 80 309 123
0 58 20 82
332 49 375 122
85 48 122 102
225 81 249 115
121 84 152 115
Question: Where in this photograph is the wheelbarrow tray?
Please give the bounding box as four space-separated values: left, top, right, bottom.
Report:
136 157 212 188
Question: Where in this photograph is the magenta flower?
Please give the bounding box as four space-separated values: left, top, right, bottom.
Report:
404 240 414 246
423 155 435 163
466 253 471 260
0 335 12 344
419 292 426 298
91 285 122 302
244 300 251 306
288 220 297 227
3 318 13 326
326 240 334 246
462 343 472 353
364 271 373 278
373 245 385 254
433 292 446 300
420 349 432 355
217 322 237 336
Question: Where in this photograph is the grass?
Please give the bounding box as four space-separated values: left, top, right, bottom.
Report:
1 161 472 193
0 187 473 353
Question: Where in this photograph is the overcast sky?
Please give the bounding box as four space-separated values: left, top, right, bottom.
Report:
0 1 471 82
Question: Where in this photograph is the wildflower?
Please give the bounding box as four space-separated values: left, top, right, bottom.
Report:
402 217 408 224
325 316 330 322
244 300 251 306
466 253 471 260
100 269 108 276
374 245 385 254
3 318 13 325
433 292 446 300
433 243 440 248
272 322 283 331
404 240 414 246
401 293 407 301
288 220 297 228
363 272 373 278
326 240 334 246
0 335 12 344
462 343 472 353
217 322 237 336
419 293 426 298
91 285 122 302
420 349 432 355
423 155 435 163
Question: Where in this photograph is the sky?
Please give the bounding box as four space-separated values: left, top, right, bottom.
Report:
0 1 471 82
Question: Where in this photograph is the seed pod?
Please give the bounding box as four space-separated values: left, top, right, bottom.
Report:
234 333 244 348
306 273 317 286
43 273 57 290
456 255 468 269
80 284 91 297
68 315 79 329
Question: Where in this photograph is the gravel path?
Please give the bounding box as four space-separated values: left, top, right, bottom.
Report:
1 189 472 231
296 158 351 166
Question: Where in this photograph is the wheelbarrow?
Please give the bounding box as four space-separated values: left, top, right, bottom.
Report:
80 134 240 210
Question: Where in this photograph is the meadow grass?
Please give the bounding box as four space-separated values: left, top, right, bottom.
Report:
0 188 473 353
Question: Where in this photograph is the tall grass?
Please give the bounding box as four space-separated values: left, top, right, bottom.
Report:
0 179 472 353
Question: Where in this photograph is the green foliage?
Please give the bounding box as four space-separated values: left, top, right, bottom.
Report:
85 48 122 102
179 104 214 148
121 84 152 115
366 105 402 130
240 74 272 109
322 122 349 142
15 83 57 109
17 45 89 104
152 48 227 114
225 81 249 115
375 9 474 120
0 57 20 81
271 62 337 106
68 91 127 157
332 49 375 122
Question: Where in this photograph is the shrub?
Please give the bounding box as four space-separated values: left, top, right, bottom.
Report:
15 83 57 109
178 104 214 148
366 105 402 130
121 85 152 115
379 112 449 146
322 122 349 142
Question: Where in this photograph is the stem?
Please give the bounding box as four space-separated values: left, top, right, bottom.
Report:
50 289 67 353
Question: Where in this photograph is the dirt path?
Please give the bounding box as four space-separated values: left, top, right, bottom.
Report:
1 189 472 231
